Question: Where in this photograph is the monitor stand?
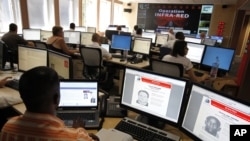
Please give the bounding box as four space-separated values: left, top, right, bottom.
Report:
135 115 165 130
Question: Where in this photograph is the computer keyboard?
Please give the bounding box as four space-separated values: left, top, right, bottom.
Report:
111 53 123 58
5 79 19 90
115 117 180 141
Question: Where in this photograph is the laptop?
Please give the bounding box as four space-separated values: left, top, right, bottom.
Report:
56 79 100 129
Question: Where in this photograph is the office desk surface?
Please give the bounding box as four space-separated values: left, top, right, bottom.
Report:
105 58 150 68
0 71 23 108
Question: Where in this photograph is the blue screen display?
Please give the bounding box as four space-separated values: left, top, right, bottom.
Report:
111 34 132 51
201 46 235 71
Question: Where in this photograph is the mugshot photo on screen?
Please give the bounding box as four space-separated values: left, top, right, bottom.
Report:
204 115 221 137
136 90 149 106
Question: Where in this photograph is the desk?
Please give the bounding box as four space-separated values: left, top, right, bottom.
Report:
0 71 23 109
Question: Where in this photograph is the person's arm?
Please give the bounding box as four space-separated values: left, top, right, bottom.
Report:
187 68 209 83
0 76 12 88
59 38 79 55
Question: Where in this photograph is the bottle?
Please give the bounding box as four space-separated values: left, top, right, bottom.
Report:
210 56 219 78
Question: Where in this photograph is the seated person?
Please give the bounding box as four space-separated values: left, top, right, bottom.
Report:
162 32 185 49
133 28 142 37
0 66 99 141
47 26 79 56
1 23 35 68
162 40 209 83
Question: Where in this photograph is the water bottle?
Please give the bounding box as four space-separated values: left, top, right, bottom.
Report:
210 56 219 78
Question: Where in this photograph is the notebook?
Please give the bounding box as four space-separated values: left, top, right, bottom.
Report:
56 79 100 129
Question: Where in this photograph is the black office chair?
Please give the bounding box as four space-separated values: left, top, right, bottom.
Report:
150 58 184 77
79 46 108 82
0 40 14 70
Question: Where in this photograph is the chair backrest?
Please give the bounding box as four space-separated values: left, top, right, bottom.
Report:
80 46 102 67
34 41 48 49
150 58 184 77
159 47 171 59
0 40 12 69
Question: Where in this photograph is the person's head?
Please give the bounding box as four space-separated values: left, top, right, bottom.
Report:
52 26 63 37
9 23 18 32
92 33 101 44
136 28 142 35
70 23 75 30
175 32 185 40
171 40 188 57
134 25 138 31
137 90 149 106
200 32 206 39
19 66 60 114
205 116 221 136
116 26 121 31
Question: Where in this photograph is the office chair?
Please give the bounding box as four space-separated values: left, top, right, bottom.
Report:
79 46 108 82
150 58 184 77
0 40 14 70
159 47 171 59
34 41 48 49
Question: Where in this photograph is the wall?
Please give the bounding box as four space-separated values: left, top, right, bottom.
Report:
123 3 237 48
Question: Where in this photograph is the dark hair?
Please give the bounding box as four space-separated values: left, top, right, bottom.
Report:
9 23 17 32
136 28 142 35
134 25 138 30
138 90 149 98
52 26 63 36
92 33 100 42
70 23 75 29
19 66 59 112
175 32 185 40
206 116 221 127
171 40 187 57
116 26 121 31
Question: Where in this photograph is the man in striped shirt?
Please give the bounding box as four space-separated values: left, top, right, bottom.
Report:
0 66 99 141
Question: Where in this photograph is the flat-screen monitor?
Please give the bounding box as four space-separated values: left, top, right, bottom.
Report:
111 34 132 51
210 36 223 45
48 50 73 79
201 46 235 72
75 26 86 32
63 31 81 44
155 34 169 46
184 37 202 44
18 45 47 72
186 42 206 64
87 27 96 33
121 27 129 32
132 37 152 55
142 32 156 43
121 67 188 126
23 29 41 41
203 38 217 46
101 44 110 52
105 30 119 41
40 30 52 42
80 32 94 45
180 83 250 141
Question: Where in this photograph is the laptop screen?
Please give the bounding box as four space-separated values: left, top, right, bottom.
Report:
59 80 98 108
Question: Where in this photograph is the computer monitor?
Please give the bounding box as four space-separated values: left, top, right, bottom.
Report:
120 67 188 126
210 36 223 45
63 31 81 44
22 29 41 41
200 46 235 73
203 38 217 46
101 44 110 52
105 30 119 41
18 45 47 72
184 37 202 44
80 32 94 45
142 32 156 43
111 34 132 51
48 50 73 79
121 27 129 32
75 26 86 32
132 37 152 55
87 27 96 33
155 34 169 46
180 83 250 141
40 30 52 42
186 42 206 64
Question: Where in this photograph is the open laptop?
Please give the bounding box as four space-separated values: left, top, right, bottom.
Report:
56 79 100 129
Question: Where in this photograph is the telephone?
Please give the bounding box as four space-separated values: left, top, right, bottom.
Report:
105 96 127 117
